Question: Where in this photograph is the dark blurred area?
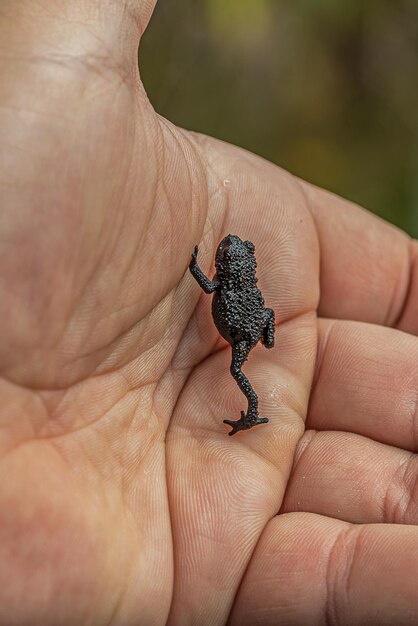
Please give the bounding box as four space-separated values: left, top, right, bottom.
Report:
140 0 418 236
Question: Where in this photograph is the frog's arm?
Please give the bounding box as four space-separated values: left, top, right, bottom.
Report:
189 245 220 294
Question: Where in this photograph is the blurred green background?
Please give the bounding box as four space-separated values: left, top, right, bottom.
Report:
140 0 418 236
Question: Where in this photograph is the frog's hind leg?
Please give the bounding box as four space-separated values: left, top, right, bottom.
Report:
261 308 275 349
223 340 269 436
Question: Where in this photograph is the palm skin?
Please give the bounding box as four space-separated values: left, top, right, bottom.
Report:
1 2 418 625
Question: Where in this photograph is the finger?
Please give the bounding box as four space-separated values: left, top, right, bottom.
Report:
302 181 418 334
229 512 418 626
167 313 316 625
281 430 418 525
308 318 418 451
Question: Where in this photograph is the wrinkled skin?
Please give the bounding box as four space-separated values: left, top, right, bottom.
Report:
1 2 418 625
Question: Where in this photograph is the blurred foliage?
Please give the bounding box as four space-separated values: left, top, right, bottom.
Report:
140 0 418 236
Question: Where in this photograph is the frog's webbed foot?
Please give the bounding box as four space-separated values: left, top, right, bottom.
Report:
223 411 269 436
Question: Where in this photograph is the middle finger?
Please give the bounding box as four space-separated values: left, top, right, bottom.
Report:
281 429 418 525
308 318 418 451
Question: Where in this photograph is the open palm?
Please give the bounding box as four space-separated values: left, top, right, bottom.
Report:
1 2 418 625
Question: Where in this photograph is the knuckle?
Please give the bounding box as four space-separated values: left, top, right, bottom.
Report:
383 453 418 524
325 525 363 626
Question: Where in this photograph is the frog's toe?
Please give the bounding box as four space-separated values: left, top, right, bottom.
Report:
223 411 247 436
223 412 269 436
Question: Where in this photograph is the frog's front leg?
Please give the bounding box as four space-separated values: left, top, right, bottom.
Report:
223 340 269 436
189 245 220 294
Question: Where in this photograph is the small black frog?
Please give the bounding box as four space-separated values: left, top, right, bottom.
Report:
189 234 275 435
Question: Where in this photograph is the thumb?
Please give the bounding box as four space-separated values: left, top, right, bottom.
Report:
0 0 158 65
0 0 165 388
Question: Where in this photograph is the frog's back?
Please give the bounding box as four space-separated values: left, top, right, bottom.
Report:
212 287 265 346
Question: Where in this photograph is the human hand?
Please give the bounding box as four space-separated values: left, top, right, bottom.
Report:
1 2 418 624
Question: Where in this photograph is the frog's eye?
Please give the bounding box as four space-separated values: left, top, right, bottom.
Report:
244 240 255 254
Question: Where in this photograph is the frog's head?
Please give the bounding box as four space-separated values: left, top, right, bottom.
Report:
215 234 256 277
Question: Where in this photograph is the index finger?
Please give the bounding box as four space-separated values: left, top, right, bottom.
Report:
302 181 418 334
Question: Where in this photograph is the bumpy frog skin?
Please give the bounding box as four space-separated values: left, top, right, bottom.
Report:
189 235 275 435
